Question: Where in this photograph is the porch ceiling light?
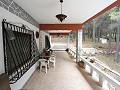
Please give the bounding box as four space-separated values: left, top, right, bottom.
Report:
56 0 67 22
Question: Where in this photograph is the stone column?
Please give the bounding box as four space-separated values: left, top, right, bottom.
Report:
93 19 96 48
76 29 82 62
67 34 70 48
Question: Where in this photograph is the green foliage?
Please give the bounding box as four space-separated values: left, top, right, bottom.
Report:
83 6 120 41
110 12 120 21
109 7 120 22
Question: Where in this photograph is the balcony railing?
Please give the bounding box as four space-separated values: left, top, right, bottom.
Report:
68 47 120 90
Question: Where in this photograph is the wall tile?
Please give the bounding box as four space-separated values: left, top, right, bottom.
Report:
15 7 20 12
14 11 18 16
0 0 11 6
9 6 14 14
3 4 8 10
10 2 15 10
13 1 18 8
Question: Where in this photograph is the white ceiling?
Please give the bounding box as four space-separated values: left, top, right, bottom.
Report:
14 0 116 24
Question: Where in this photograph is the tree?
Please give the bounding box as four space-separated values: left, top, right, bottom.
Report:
109 6 120 63
83 21 93 40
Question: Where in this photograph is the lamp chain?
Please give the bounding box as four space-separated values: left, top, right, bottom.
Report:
61 3 62 14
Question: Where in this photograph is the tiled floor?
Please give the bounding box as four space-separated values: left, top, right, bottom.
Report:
22 51 106 90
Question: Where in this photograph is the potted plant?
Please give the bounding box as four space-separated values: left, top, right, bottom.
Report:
101 67 108 73
90 58 95 63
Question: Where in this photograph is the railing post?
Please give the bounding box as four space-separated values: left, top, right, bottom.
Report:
99 75 103 86
90 68 93 76
84 63 86 69
99 74 107 88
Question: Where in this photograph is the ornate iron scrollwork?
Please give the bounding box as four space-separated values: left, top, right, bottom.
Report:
2 19 40 84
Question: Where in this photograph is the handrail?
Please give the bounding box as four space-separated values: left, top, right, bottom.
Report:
68 46 120 89
89 57 120 78
80 56 120 89
69 47 76 54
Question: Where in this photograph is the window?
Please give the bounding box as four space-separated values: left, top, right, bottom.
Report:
2 20 39 84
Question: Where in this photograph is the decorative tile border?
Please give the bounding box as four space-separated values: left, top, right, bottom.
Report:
39 31 43 53
0 0 39 27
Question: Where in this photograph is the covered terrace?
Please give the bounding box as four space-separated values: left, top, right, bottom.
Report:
0 0 120 90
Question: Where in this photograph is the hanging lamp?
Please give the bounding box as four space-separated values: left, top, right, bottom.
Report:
56 0 67 22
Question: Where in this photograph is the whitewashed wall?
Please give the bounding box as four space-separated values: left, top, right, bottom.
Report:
0 7 39 90
41 31 49 52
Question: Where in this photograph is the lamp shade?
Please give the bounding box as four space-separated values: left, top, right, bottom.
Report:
56 0 67 22
56 14 67 22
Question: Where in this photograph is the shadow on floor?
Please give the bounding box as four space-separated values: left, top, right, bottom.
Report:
76 65 106 90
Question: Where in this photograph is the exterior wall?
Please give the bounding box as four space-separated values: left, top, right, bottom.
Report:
41 31 49 52
0 0 39 27
0 6 39 90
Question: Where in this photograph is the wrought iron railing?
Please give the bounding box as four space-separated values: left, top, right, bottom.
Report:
2 19 40 84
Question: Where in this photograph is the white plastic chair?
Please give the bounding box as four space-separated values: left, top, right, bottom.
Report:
39 59 49 73
49 55 56 68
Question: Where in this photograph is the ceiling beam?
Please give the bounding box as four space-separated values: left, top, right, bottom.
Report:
50 33 69 36
83 0 120 25
39 24 82 30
